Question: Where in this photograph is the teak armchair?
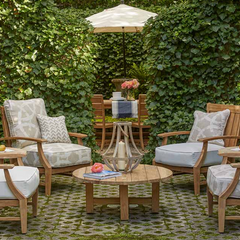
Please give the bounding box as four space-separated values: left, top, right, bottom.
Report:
1 99 91 196
207 161 240 233
132 94 150 150
91 94 113 150
0 164 39 233
153 103 240 195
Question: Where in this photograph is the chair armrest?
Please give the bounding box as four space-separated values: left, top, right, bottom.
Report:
158 131 190 146
198 135 240 143
195 136 240 168
231 163 240 168
220 165 240 199
157 131 191 138
0 137 51 170
68 132 88 139
0 137 47 143
68 132 87 146
0 164 14 169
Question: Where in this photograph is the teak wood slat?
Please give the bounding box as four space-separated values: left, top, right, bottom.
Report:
154 103 240 195
132 94 150 150
73 164 172 220
1 106 91 196
91 95 113 150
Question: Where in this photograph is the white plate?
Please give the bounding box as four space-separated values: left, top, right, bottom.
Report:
110 97 126 101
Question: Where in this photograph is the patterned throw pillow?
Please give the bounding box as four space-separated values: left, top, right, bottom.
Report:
187 109 230 146
37 115 71 143
4 98 47 148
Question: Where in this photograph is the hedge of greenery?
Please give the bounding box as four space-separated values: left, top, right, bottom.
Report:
143 0 240 163
56 0 176 9
0 0 101 160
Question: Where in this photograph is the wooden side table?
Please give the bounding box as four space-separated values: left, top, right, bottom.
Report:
73 164 172 220
218 147 240 164
0 147 27 166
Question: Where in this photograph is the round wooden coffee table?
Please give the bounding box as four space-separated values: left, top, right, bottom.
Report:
0 147 26 165
73 164 172 220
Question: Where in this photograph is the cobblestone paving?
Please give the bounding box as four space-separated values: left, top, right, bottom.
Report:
1 173 240 240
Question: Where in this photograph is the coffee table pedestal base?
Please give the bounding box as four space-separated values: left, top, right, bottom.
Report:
85 182 160 220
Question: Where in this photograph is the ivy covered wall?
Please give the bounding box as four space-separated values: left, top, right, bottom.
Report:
0 0 100 158
55 0 176 9
143 0 240 163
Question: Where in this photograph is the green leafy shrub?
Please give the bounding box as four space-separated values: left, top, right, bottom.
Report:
55 0 178 9
128 63 151 97
143 0 240 163
0 0 101 161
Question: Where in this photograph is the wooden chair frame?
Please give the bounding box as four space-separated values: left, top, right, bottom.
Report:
132 94 150 150
153 103 240 195
91 94 113 151
0 164 38 234
208 159 240 233
0 106 91 196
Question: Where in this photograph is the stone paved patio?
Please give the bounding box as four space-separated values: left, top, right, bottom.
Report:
1 172 240 240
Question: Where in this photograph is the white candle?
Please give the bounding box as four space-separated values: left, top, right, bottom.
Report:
118 141 126 171
118 160 125 171
118 141 126 158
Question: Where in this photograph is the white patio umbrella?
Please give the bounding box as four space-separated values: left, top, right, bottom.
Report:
86 3 157 77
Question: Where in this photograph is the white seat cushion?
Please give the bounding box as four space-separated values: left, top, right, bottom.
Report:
22 143 91 168
207 164 240 198
0 166 39 199
155 142 224 167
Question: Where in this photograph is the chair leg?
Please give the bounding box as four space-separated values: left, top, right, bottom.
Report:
101 128 106 151
32 189 38 217
19 199 28 234
218 198 226 233
45 168 52 196
193 168 201 195
139 127 144 150
207 187 213 216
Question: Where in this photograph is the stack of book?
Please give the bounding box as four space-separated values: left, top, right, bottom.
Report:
83 170 122 180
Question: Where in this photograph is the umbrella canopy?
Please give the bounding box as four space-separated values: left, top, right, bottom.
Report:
86 4 157 77
86 4 157 33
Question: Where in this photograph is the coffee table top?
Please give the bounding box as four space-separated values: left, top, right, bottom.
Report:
218 146 240 157
73 164 172 185
0 147 27 159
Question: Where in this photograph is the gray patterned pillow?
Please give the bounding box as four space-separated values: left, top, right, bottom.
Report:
4 98 47 148
187 109 230 146
37 115 71 143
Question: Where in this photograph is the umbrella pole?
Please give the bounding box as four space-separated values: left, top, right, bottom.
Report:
122 29 126 78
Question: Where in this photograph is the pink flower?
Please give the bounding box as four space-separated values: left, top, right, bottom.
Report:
121 82 127 89
91 163 104 173
121 79 140 90
132 79 140 89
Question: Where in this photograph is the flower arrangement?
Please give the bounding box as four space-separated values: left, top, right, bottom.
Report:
121 79 140 90
121 79 140 100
